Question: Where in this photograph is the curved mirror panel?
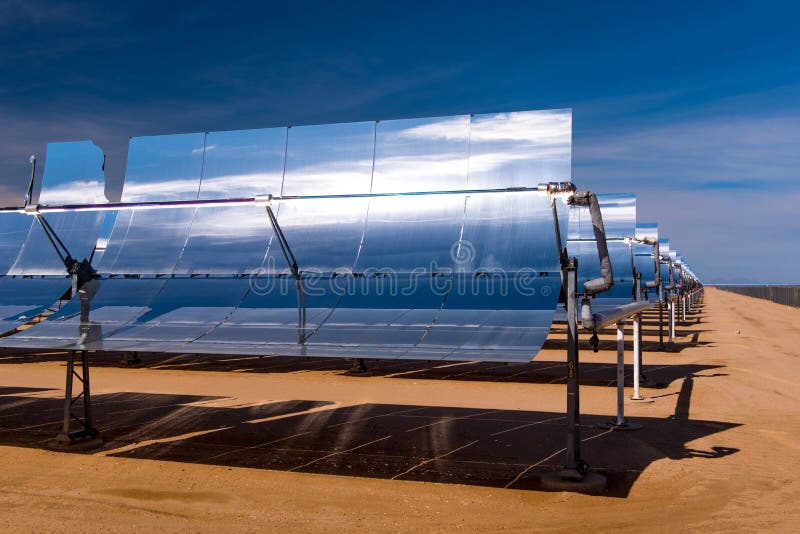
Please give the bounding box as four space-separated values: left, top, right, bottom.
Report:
371 115 469 194
38 141 107 205
356 194 465 274
459 191 560 274
0 278 71 336
98 207 196 275
122 133 205 202
282 121 375 196
98 279 250 351
186 279 342 354
0 214 33 274
9 211 105 275
264 197 369 274
467 109 572 190
173 205 273 276
198 127 287 199
635 222 658 241
306 275 447 352
0 278 169 349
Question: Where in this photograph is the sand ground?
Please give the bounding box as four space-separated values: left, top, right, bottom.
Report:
0 287 797 532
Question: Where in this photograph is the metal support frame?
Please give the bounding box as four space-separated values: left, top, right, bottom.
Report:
563 257 584 477
52 350 101 449
541 257 606 490
24 204 105 449
598 322 643 431
265 205 307 344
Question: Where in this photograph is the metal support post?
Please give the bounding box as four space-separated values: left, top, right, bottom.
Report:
669 300 676 342
632 313 643 400
632 272 646 394
658 294 665 348
51 350 102 450
599 322 643 430
345 358 371 376
564 257 583 476
630 313 652 403
541 257 606 491
615 322 626 425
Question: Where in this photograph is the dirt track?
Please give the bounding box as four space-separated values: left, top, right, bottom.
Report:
0 287 797 531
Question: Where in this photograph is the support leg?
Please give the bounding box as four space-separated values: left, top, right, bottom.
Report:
123 351 142 366
51 350 102 450
668 301 675 342
344 358 372 377
599 324 642 430
541 258 606 491
614 322 626 425
631 314 647 401
630 313 653 403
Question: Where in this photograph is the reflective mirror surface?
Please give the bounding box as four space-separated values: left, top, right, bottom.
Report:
0 109 631 364
38 141 107 205
372 115 470 193
467 110 572 189
283 122 375 196
122 133 205 202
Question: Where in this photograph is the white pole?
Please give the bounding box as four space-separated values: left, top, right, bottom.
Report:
668 301 675 341
632 314 644 400
615 322 626 426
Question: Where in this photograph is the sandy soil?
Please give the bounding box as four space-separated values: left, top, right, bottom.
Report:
0 287 797 532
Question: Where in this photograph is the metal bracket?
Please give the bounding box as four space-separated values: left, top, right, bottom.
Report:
33 213 100 293
264 204 307 343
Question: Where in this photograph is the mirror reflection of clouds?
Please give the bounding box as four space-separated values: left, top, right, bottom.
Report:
568 193 636 241
467 110 572 189
265 197 369 273
356 194 465 272
112 109 573 202
635 222 658 241
198 127 286 199
122 133 204 202
372 115 470 193
174 206 273 276
283 121 375 196
39 141 107 205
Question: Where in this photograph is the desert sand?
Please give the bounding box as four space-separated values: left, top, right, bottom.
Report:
0 287 797 532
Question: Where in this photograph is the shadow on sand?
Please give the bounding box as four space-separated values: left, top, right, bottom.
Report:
0 370 739 498
0 350 722 389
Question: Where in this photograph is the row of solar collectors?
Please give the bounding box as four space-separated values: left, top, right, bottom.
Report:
1 110 575 362
0 109 697 362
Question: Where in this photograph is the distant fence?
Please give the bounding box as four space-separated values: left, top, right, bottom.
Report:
715 285 800 308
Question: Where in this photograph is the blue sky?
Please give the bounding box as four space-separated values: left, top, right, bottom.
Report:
0 0 797 283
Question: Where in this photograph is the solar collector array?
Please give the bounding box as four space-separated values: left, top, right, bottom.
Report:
1 110 572 363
